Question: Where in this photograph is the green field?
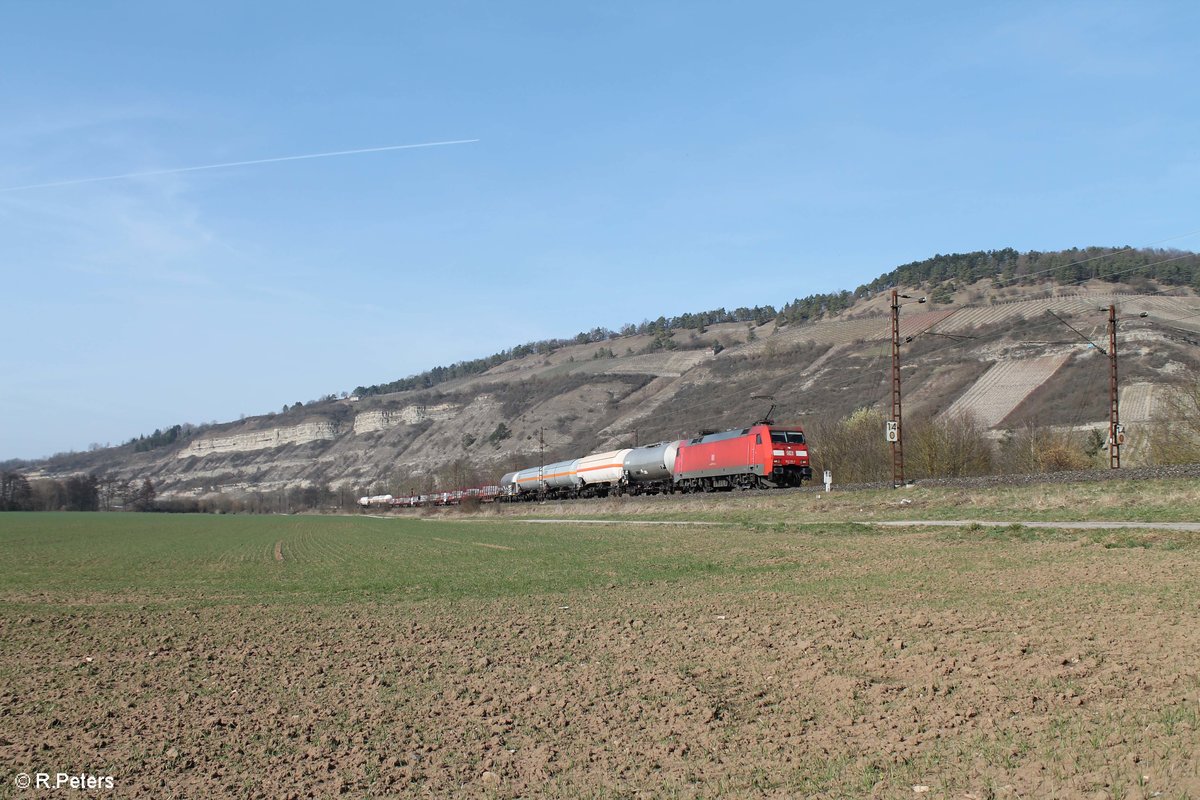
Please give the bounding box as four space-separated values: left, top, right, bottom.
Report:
0 512 842 607
1 502 1198 798
5 506 1193 610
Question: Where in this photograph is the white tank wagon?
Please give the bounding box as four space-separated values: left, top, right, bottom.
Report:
509 460 582 496
575 448 632 496
541 459 582 490
358 494 394 508
509 466 544 495
504 443 683 500
621 440 684 493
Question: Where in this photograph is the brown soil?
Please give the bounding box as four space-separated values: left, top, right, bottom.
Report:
1 532 1197 798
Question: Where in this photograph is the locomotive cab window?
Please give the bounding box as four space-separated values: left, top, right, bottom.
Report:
755 434 762 445
770 431 806 444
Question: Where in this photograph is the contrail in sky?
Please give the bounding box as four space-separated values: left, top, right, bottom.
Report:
0 138 480 192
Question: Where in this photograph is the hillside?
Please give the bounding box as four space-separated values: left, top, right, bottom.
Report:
11 247 1200 502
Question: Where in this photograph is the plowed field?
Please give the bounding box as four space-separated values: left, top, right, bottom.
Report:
1 509 1197 798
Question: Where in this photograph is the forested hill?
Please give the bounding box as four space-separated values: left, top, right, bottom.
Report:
354 247 1200 399
869 247 1200 295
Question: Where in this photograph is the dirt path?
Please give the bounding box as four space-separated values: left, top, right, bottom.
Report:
870 519 1200 531
509 519 729 526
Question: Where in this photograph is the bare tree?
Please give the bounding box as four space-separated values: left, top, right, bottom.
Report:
997 424 1091 473
808 407 891 483
132 478 157 511
1148 380 1200 464
907 412 994 478
0 472 33 511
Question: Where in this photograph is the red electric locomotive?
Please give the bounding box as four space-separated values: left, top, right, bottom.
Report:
673 422 812 491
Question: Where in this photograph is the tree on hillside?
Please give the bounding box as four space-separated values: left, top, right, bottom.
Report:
132 478 157 511
0 471 33 511
64 474 100 511
97 475 127 511
131 425 183 452
31 478 66 511
487 423 512 447
438 458 480 491
296 484 332 510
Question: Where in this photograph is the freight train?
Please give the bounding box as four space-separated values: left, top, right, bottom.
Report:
359 419 812 508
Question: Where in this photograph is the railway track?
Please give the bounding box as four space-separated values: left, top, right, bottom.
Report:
501 461 1200 506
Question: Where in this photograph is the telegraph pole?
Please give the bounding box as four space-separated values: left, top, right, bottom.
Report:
538 427 545 493
1107 304 1120 469
890 290 904 487
888 291 927 487
1046 303 1139 470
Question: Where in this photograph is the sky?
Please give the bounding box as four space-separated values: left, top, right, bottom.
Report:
2 1 1198 460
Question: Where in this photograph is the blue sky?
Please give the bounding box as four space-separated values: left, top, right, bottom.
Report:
2 1 1197 460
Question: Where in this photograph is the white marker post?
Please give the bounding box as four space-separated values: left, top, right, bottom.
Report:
823 470 832 493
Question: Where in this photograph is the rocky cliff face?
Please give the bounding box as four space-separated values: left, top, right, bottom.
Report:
177 420 345 458
350 403 459 435
21 281 1200 498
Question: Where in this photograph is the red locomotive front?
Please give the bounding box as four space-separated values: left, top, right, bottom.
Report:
673 423 812 491
765 425 812 486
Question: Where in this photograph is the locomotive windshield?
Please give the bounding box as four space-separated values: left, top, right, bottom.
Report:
770 431 805 444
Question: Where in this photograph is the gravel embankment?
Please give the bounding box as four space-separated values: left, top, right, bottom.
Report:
805 462 1200 494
